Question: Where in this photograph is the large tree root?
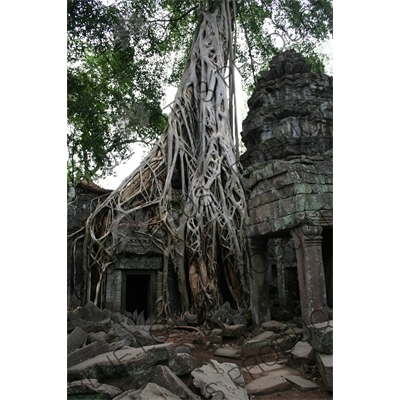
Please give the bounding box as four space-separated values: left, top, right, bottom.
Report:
82 0 250 318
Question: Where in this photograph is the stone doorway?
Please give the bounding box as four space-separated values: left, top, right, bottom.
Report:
121 270 156 320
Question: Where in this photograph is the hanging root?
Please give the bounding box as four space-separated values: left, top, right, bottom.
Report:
82 0 250 317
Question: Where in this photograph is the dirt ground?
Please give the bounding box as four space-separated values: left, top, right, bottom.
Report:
163 328 333 400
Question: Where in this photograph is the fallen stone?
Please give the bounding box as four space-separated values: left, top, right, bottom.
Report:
275 335 298 352
185 314 198 326
245 375 292 396
308 320 333 354
67 317 112 334
87 331 109 344
67 343 177 387
290 341 314 365
67 378 122 398
137 382 181 399
110 311 126 324
169 352 198 376
241 362 284 376
76 301 109 322
252 330 277 341
114 383 182 400
67 338 110 368
210 302 235 328
108 321 162 348
67 327 87 354
149 365 199 399
213 347 241 359
242 337 274 358
284 326 303 338
232 313 248 326
113 389 142 400
261 320 287 333
108 338 130 352
266 367 300 378
315 352 333 391
284 374 319 391
222 323 246 338
191 359 249 399
209 329 223 345
176 345 191 354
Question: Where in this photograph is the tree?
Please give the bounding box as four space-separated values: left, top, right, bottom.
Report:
79 0 333 319
67 0 172 184
67 0 332 184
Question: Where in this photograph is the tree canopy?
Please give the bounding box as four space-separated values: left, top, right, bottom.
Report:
67 0 332 184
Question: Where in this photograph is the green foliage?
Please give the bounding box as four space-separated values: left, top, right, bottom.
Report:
67 0 170 184
67 0 332 184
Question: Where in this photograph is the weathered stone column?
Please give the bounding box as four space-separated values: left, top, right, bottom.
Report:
249 237 271 325
291 225 328 326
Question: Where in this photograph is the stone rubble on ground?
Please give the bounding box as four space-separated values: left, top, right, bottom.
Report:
191 359 249 399
67 301 332 398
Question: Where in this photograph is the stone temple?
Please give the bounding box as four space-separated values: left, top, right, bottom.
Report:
67 50 333 328
240 50 333 326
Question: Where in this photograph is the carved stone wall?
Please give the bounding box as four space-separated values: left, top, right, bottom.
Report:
241 50 333 326
241 49 332 167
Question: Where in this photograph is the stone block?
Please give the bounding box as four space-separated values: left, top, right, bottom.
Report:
245 375 292 396
209 329 223 345
67 378 122 398
191 359 248 399
290 340 314 365
214 347 241 359
87 331 109 344
315 352 333 391
169 352 198 376
284 326 303 338
185 314 198 326
176 345 191 354
67 338 110 368
252 330 277 341
242 337 274 358
76 301 108 322
209 302 234 328
113 389 141 400
222 323 247 338
149 365 198 400
261 320 287 333
284 375 319 391
68 317 112 334
241 362 283 377
67 343 177 385
138 383 181 400
67 327 87 355
308 320 333 354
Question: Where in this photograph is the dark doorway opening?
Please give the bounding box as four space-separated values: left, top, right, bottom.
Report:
124 274 150 319
322 228 333 309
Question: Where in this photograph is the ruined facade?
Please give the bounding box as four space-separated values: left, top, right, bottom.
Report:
241 50 333 326
67 50 333 328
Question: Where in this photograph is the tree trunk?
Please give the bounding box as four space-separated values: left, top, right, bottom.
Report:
82 0 250 317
